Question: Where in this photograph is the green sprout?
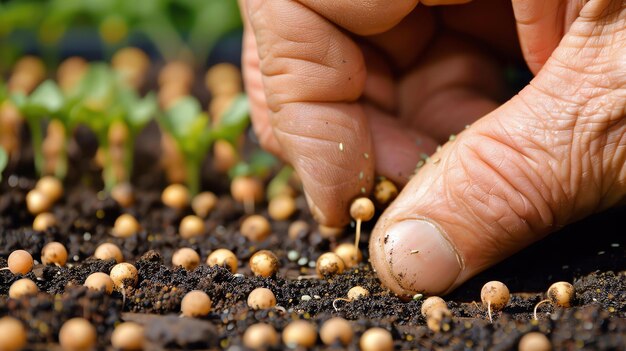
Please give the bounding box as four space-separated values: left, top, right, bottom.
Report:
228 150 278 181
0 146 7 182
266 165 294 200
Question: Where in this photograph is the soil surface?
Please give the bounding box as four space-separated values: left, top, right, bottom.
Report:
1 137 625 351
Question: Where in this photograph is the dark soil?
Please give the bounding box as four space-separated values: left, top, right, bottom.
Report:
1 140 625 351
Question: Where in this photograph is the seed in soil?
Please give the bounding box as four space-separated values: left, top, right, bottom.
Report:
179 215 205 239
230 176 263 214
35 175 63 202
110 263 138 290
481 281 510 323
268 194 296 221
84 272 114 294
421 296 448 317
111 182 134 208
9 278 39 298
316 252 345 278
288 220 310 240
111 322 144 351
373 178 398 208
247 287 277 310
243 323 279 349
0 317 27 351
360 327 393 351
59 318 96 351
282 320 317 348
320 317 353 346
94 243 124 263
350 197 375 250
191 191 218 217
426 306 452 332
206 248 238 273
6 249 34 274
249 250 279 278
161 183 190 210
172 247 200 271
318 224 344 239
181 290 212 317
41 241 68 266
240 215 271 242
518 332 552 351
112 213 141 238
26 189 51 215
32 212 57 231
534 281 576 319
334 243 362 268
348 286 369 300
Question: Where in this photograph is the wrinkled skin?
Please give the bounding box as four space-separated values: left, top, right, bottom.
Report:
241 0 626 295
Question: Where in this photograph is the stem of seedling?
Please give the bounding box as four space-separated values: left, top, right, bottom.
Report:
98 135 116 193
354 218 362 258
184 154 202 196
27 118 45 175
487 301 492 324
332 298 350 312
533 299 550 320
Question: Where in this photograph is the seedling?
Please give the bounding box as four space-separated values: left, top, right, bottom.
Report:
240 215 271 242
172 248 200 271
206 249 238 273
481 281 510 323
334 243 362 268
333 285 370 311
360 327 393 351
57 57 88 94
421 296 448 318
5 250 34 275
179 215 205 239
59 318 96 351
282 320 317 348
9 278 39 298
0 317 27 351
316 252 346 278
243 323 279 349
111 182 135 208
112 214 141 238
518 332 552 351
26 189 52 215
84 272 114 294
191 191 218 217
181 290 212 317
41 242 68 266
0 146 7 182
350 197 375 252
111 322 144 351
247 287 277 310
94 243 124 263
533 281 575 320
112 48 150 90
229 150 277 213
36 176 63 203
230 175 264 214
320 317 353 346
266 166 295 200
268 194 297 221
249 250 279 278
373 178 398 208
110 262 138 305
288 220 310 240
162 184 190 210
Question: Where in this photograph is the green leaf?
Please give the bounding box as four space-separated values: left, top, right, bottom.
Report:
28 80 65 113
211 94 250 143
0 146 7 181
124 91 157 131
228 150 278 179
160 96 203 139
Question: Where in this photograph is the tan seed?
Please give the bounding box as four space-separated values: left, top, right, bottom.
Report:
84 272 114 294
181 290 212 317
243 323 278 349
41 241 68 266
0 317 27 351
59 318 96 351
7 250 34 275
111 322 144 351
172 248 200 271
206 249 238 273
240 215 271 242
249 250 279 278
9 278 39 298
179 215 205 239
320 317 353 346
247 287 277 310
94 243 124 263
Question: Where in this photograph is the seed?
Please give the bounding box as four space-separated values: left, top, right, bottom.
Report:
426 307 452 332
84 272 114 294
481 281 510 323
159 81 188 109
268 194 296 221
111 182 134 208
421 296 447 316
360 327 393 351
247 287 277 310
111 322 144 351
161 184 190 210
59 318 96 351
172 248 200 271
547 281 575 307
334 243 362 268
33 212 57 231
320 317 353 346
181 290 212 317
8 278 39 298
243 323 278 349
213 140 239 172
240 215 271 242
288 220 309 240
347 286 370 300
373 178 398 207
249 250 279 278
518 332 552 351
192 191 218 218
159 61 194 88
112 214 141 238
205 63 241 96
350 197 375 222
7 250 34 275
318 225 344 239
26 189 51 215
0 317 27 351
94 243 124 263
316 252 345 278
110 263 138 290
230 176 263 213
41 241 68 266
206 249 238 273
179 215 205 239
282 320 317 348
36 176 63 202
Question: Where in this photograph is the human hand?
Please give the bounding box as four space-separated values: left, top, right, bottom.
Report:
241 0 626 295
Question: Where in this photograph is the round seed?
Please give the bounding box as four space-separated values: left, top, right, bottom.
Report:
41 241 68 266
7 250 34 275
59 318 96 351
181 290 212 317
94 243 124 263
84 272 114 294
249 250 279 278
172 248 200 271
206 249 238 273
240 215 271 242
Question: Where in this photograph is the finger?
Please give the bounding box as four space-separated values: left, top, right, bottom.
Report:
246 0 374 227
370 0 626 296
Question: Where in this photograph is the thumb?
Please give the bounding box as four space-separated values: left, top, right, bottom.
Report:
370 0 626 296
